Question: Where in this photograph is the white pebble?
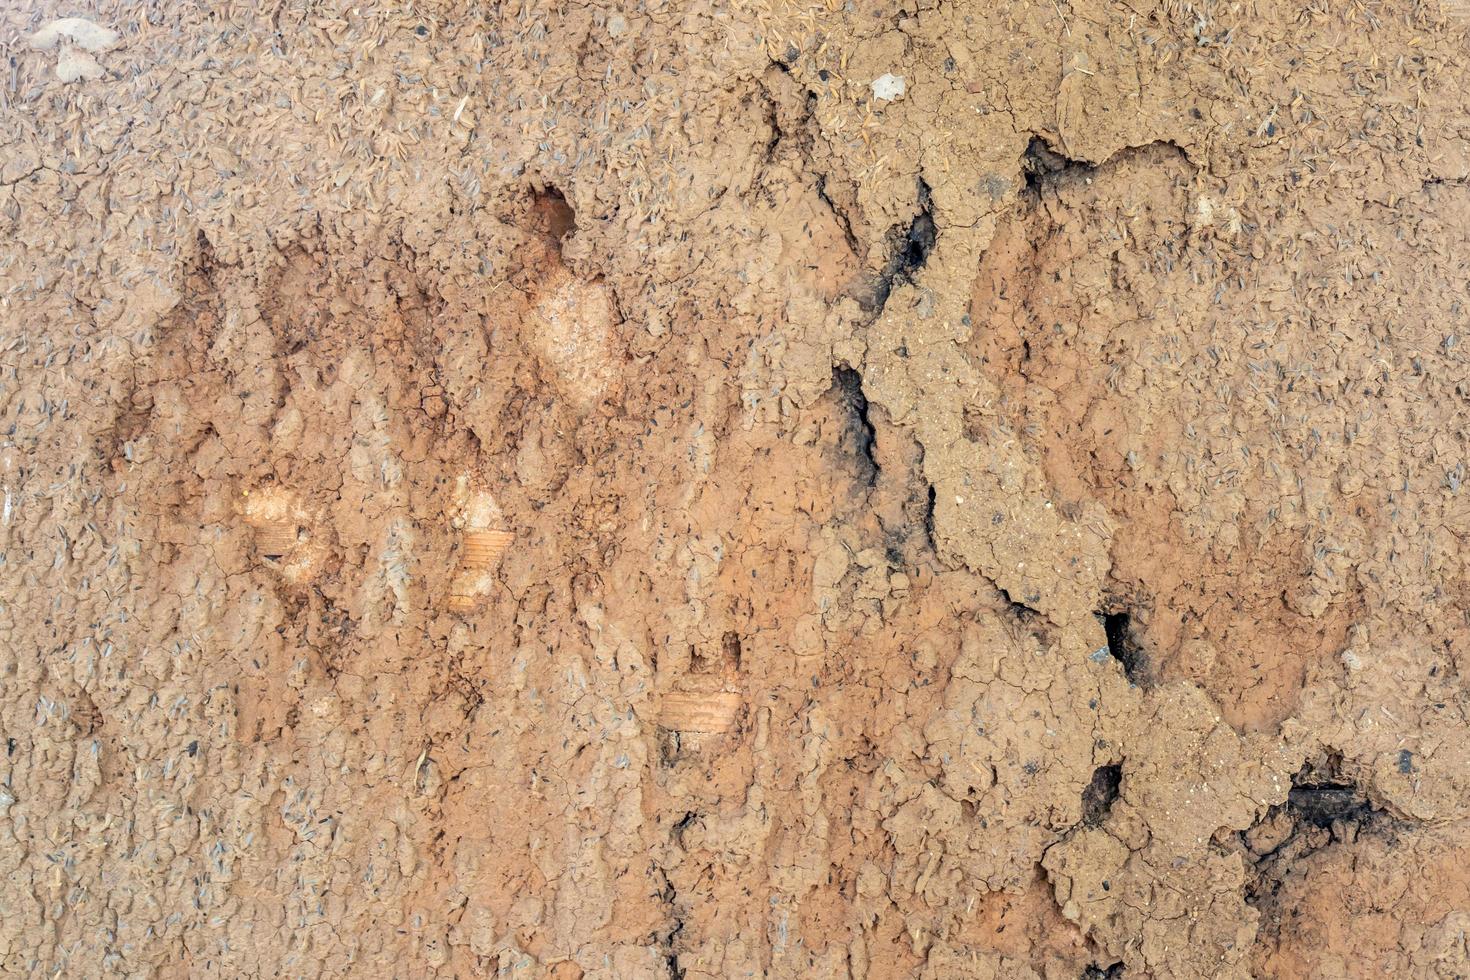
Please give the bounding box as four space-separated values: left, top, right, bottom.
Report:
56 46 105 83
30 17 119 52
871 73 906 101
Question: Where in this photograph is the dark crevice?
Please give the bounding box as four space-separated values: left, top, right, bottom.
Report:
1080 764 1123 826
657 729 682 766
1422 175 1470 192
833 365 879 486
1021 136 1194 197
671 810 697 845
1099 611 1147 684
721 630 743 672
816 171 861 257
533 185 577 244
870 177 935 311
1243 757 1386 928
687 632 747 681
923 484 937 551
1132 138 1195 172
761 88 783 164
1022 136 1092 193
1287 766 1377 830
1243 869 1282 929
1081 964 1125 980
999 587 1042 622
658 868 685 980
898 180 936 271
690 643 718 675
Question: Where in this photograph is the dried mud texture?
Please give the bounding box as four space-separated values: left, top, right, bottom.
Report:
6 0 1470 977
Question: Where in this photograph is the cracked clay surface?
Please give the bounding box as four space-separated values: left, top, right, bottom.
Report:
5 0 1470 977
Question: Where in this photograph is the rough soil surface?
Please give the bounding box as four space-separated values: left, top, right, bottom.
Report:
5 1 1470 977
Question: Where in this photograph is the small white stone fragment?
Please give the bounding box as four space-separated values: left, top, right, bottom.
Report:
871 73 906 101
607 13 627 37
56 46 105 82
30 17 119 52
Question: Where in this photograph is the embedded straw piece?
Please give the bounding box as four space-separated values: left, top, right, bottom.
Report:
252 520 298 558
241 486 304 561
446 527 513 613
460 529 514 569
445 592 478 614
658 692 743 733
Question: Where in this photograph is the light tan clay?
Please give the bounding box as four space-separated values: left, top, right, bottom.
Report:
12 4 1470 977
658 691 743 733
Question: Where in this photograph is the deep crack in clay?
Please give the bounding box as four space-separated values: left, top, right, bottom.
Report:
5 1 1470 977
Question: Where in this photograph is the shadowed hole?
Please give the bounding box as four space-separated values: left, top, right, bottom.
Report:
1081 763 1122 826
1101 611 1147 684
